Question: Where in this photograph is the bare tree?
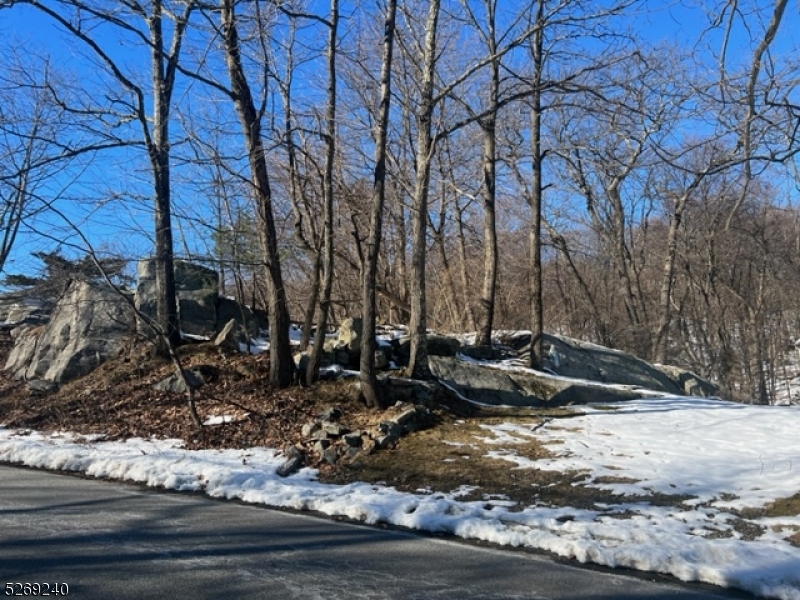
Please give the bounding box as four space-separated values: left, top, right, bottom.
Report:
0 55 58 275
527 0 545 369
4 0 197 354
275 19 321 353
454 0 534 346
403 0 442 379
217 0 294 387
716 0 791 229
307 0 340 384
360 0 399 408
518 0 638 368
400 0 537 376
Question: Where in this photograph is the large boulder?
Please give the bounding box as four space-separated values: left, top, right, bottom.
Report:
135 259 219 338
338 317 363 353
394 333 461 367
539 333 684 395
216 296 267 339
4 280 134 383
175 262 219 337
134 259 158 334
430 355 643 407
497 332 702 396
653 364 719 397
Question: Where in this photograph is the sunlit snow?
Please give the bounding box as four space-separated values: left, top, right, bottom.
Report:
2 395 800 599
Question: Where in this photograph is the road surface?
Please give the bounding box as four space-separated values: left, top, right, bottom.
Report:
0 465 754 600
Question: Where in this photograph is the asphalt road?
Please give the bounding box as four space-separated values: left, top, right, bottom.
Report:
0 465 755 600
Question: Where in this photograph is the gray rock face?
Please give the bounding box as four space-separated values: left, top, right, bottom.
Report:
338 317 363 353
653 364 719 397
394 333 462 367
4 280 134 383
541 334 683 395
216 296 267 339
134 259 158 335
135 259 219 338
430 356 643 407
176 262 219 337
0 295 50 330
4 260 267 385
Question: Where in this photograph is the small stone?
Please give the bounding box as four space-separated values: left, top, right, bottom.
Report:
301 421 320 437
379 421 402 436
343 432 363 447
27 379 58 395
377 433 399 449
360 437 377 455
395 407 418 426
276 448 305 477
314 439 331 453
322 421 348 436
319 407 342 422
152 368 205 393
284 445 303 459
322 447 340 465
213 318 241 350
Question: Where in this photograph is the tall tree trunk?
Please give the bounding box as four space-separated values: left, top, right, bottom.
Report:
653 199 685 364
455 204 478 331
280 18 319 353
433 197 462 331
361 0 398 408
474 1 499 348
299 253 321 352
150 0 181 353
220 0 293 387
407 0 440 380
653 172 708 364
528 0 544 370
308 0 339 384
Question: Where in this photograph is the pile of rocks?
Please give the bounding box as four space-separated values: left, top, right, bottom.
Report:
277 401 433 477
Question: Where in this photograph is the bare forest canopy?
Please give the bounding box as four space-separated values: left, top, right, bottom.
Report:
1 0 799 402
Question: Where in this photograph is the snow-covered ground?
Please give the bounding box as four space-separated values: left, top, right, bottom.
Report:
2 396 800 600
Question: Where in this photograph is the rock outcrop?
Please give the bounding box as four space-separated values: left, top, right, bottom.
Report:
436 332 721 407
653 364 719 397
0 295 50 331
430 355 643 407
541 333 684 394
4 280 134 383
216 296 267 339
497 332 687 394
4 259 270 386
135 259 219 338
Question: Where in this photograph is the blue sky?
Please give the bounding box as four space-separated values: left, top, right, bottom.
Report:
1 0 798 283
